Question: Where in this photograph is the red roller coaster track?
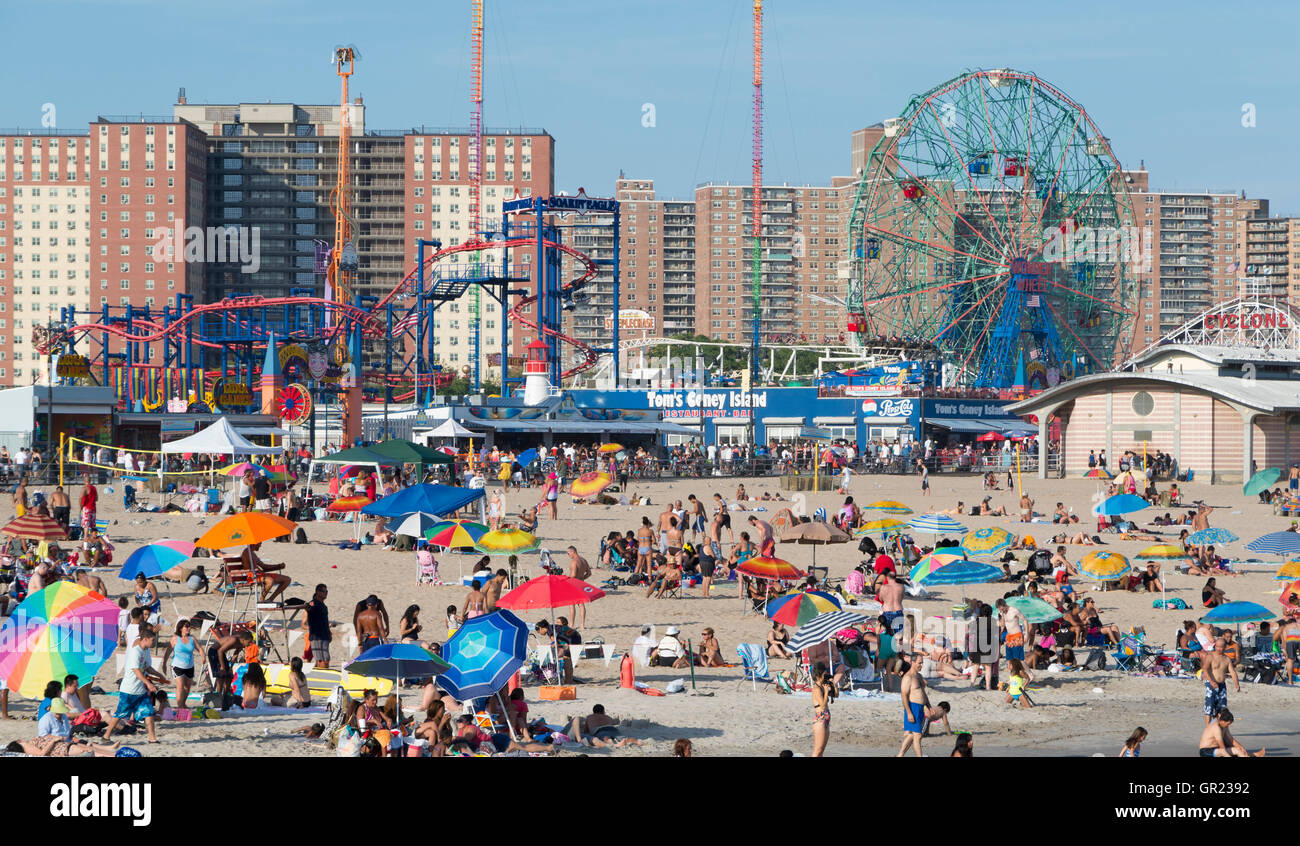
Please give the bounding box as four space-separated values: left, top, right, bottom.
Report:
36 235 602 393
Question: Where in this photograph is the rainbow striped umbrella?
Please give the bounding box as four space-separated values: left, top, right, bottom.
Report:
326 495 374 513
424 519 489 549
1078 550 1132 581
1082 467 1113 479
1137 544 1186 560
908 552 969 584
569 471 613 498
475 528 540 556
0 582 119 698
865 500 913 515
855 518 907 536
735 555 806 582
223 462 267 477
766 590 842 626
959 526 1013 557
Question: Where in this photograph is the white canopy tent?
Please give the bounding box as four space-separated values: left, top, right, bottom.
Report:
424 418 478 439
160 417 281 455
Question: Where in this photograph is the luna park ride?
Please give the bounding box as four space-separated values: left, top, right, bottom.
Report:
32 188 621 443
846 68 1140 392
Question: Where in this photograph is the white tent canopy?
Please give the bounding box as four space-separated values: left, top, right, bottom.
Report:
425 418 478 438
161 417 280 455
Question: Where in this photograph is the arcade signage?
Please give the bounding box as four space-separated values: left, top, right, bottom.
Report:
646 389 768 420
604 309 655 332
55 354 90 379
215 381 254 408
924 399 1016 420
1202 310 1290 331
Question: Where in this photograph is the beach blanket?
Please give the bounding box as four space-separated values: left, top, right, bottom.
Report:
790 688 900 702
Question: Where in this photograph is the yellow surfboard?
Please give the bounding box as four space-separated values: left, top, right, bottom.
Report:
261 662 395 699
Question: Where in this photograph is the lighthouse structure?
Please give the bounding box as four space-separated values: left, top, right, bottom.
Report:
260 332 282 417
523 338 553 406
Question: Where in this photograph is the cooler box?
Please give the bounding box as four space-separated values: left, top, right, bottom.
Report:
538 685 577 701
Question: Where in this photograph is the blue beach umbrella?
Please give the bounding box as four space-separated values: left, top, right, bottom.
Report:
906 513 968 535
513 448 538 469
360 484 485 519
1092 494 1150 516
1188 528 1238 546
436 610 528 702
346 643 451 720
917 559 1001 587
117 544 188 581
1245 531 1300 556
1200 601 1273 626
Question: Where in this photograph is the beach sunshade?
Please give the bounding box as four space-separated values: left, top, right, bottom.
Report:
1243 467 1282 497
475 528 540 556
195 512 296 549
1200 601 1274 626
496 575 606 611
786 611 871 653
779 522 851 544
1188 528 1238 546
1 513 67 541
1273 561 1300 581
370 438 454 466
597 443 624 454
389 512 443 538
117 544 189 581
360 483 484 519
326 495 374 513
153 538 197 557
1004 596 1063 625
0 582 119 698
855 518 907 535
766 590 842 627
907 513 968 535
436 609 528 701
916 559 1001 586
513 448 538 468
569 471 613 498
1279 579 1300 608
1136 544 1187 560
424 519 489 549
865 500 913 515
1092 493 1151 516
735 555 806 582
435 445 458 457
223 462 267 478
975 431 1005 442
345 642 451 720
1245 531 1300 556
1078 550 1132 581
959 526 1013 557
1082 467 1113 479
908 552 968 583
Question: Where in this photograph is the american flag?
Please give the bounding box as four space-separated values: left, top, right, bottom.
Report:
1026 294 1040 307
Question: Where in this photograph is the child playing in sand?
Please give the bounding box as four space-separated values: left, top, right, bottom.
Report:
1005 659 1033 708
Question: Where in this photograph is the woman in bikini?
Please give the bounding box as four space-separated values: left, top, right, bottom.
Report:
811 661 836 758
767 621 795 659
487 490 503 530
697 628 725 667
635 517 657 576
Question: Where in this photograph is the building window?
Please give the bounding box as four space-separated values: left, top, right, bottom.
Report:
1131 391 1154 417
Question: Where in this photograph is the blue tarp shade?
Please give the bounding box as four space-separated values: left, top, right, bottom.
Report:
928 419 987 433
985 419 1037 435
360 483 486 518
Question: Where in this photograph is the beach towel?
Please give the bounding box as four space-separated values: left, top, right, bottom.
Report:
736 643 770 684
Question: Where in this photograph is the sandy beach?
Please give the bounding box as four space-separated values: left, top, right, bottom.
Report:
3 470 1296 758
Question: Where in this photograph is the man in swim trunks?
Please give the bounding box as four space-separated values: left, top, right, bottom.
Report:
707 512 723 565
1201 637 1239 725
897 656 930 757
356 596 388 652
687 495 707 543
996 598 1026 662
1197 709 1264 757
748 515 775 557
879 571 905 637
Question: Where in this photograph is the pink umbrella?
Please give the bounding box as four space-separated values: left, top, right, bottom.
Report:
153 538 196 557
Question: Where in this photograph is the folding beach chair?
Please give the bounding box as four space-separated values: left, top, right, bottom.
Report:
735 643 771 690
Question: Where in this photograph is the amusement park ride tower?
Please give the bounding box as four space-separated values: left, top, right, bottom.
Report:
332 45 364 444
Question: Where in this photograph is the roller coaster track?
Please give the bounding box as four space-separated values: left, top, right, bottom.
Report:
36 235 603 386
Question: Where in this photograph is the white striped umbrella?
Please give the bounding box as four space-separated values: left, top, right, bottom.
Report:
787 610 872 653
906 513 968 535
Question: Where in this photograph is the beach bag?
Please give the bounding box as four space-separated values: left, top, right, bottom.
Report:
294 528 308 544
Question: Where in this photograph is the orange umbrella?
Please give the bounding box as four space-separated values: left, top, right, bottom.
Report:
569 471 613 498
597 444 624 454
735 555 806 582
196 513 297 549
326 495 373 513
1281 579 1300 612
1 513 67 541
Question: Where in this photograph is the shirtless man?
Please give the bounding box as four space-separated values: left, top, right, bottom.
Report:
712 493 735 544
206 632 243 687
997 598 1026 663
355 596 389 652
748 515 775 557
645 558 682 599
1049 545 1076 577
73 568 109 597
566 547 591 627
1191 503 1213 533
241 542 290 602
1197 709 1264 757
978 496 1008 517
49 485 71 530
1019 493 1034 522
879 571 905 638
686 494 707 543
635 517 657 577
657 506 675 555
706 513 724 568
1201 637 1240 726
482 569 509 613
664 516 684 556
897 656 931 757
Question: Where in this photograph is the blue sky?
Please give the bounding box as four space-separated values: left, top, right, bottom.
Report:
5 0 1298 211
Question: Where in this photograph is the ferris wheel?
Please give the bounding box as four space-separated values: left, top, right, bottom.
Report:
846 69 1139 389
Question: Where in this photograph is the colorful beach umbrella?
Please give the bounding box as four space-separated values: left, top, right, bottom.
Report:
345 643 451 720
1246 531 1300 556
569 471 613 498
496 575 606 612
389 512 443 538
223 462 267 477
435 609 528 702
424 519 489 549
1078 550 1132 581
435 446 458 456
1082 467 1113 479
907 513 968 535
908 552 968 584
1273 561 1300 581
597 443 624 454
855 518 907 536
117 543 189 581
326 495 373 513
153 538 197 557
959 526 1013 557
916 559 1001 586
1243 467 1282 497
1093 493 1151 516
735 555 806 582
865 500 913 515
1005 596 1063 625
975 431 1006 442
1279 580 1300 610
0 582 119 698
1188 528 1238 546
195 512 296 549
1200 601 1274 626
787 611 871 653
475 527 540 556
1 513 67 541
1136 544 1187 560
766 590 842 627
